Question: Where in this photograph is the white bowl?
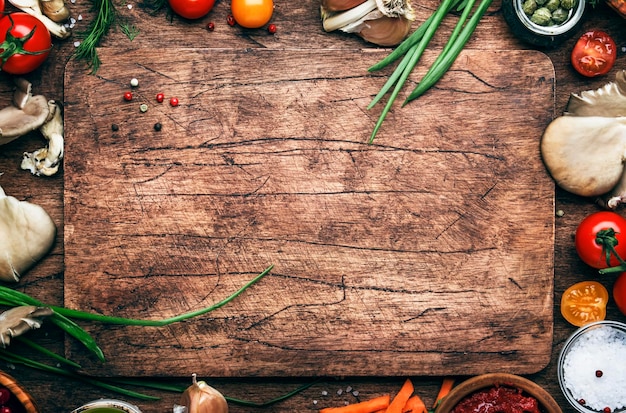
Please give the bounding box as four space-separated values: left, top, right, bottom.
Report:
558 320 626 413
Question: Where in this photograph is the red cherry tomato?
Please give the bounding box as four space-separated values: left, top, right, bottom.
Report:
571 30 617 77
168 0 215 19
614 272 626 316
0 13 51 75
231 0 274 28
575 211 626 269
0 0 4 15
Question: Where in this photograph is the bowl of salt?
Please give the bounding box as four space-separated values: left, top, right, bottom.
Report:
558 320 626 413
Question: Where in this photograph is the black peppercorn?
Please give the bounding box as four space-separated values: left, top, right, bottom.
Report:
154 123 162 131
111 124 119 131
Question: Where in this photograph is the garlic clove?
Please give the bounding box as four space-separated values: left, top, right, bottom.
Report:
322 0 378 32
177 374 228 413
352 14 412 46
321 0 367 12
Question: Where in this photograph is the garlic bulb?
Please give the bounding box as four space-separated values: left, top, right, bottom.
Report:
175 374 228 413
321 0 414 46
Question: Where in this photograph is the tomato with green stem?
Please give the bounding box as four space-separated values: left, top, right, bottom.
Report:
571 30 617 77
168 0 215 19
0 13 51 75
575 211 626 269
231 0 274 28
614 272 626 316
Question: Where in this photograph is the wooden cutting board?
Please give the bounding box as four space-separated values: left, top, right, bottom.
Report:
63 48 556 377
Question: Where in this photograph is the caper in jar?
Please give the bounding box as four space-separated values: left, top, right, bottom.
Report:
523 0 538 15
551 7 569 22
560 0 577 9
545 0 560 11
531 7 553 25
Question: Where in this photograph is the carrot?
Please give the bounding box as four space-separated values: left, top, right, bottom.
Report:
402 395 427 413
386 379 414 413
319 394 391 413
433 378 455 408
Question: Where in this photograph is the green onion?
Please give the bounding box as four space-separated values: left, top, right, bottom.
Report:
15 337 82 369
367 0 492 143
0 265 273 360
404 0 494 104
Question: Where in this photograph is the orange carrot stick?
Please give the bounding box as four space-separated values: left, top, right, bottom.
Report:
386 379 415 413
433 378 455 408
402 395 427 413
319 394 391 413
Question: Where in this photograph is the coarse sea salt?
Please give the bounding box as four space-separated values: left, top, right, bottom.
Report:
562 325 626 411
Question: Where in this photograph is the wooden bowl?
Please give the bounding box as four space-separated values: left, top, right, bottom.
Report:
434 373 562 413
0 371 39 413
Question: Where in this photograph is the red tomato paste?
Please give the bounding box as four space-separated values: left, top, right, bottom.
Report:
451 384 541 413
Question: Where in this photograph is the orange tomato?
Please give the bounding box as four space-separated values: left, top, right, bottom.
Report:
561 281 609 327
231 0 274 28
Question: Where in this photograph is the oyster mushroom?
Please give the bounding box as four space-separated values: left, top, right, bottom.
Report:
0 78 65 177
0 306 53 347
8 0 71 39
540 70 626 208
0 184 57 282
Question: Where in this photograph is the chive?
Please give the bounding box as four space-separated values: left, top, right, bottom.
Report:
0 350 159 400
367 0 456 143
15 337 82 369
404 0 494 103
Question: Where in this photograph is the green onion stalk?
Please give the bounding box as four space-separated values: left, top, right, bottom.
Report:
367 0 494 143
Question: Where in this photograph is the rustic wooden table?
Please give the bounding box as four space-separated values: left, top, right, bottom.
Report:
0 0 624 411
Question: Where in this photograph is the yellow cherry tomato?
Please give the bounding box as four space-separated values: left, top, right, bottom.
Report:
231 0 274 28
560 281 609 327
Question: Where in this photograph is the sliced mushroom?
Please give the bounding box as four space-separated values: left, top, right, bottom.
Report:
0 185 57 282
541 70 626 208
0 306 53 348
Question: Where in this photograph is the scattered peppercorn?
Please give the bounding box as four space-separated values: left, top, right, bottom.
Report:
130 78 139 87
154 122 162 131
156 92 165 103
206 22 215 31
123 91 133 101
604 408 611 413
268 23 276 34
578 399 586 405
227 14 235 26
170 97 179 107
139 103 148 113
596 369 603 377
111 124 119 131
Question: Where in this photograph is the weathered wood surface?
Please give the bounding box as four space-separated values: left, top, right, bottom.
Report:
63 47 555 377
0 0 623 410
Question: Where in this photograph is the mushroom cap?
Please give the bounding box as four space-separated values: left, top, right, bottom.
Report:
0 306 53 347
0 94 51 146
566 70 626 117
0 192 57 282
541 116 626 197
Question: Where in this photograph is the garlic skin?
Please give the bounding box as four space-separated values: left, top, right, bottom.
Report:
176 374 228 413
0 185 56 283
321 0 414 46
321 0 367 12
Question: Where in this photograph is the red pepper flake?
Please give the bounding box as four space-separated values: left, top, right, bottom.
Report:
227 14 235 26
123 91 133 101
156 93 165 103
206 22 215 31
268 23 276 34
170 97 179 107
596 370 604 377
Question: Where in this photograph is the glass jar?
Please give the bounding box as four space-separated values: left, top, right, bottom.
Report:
502 0 586 47
70 399 142 413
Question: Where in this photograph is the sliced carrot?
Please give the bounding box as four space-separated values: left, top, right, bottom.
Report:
433 378 455 408
386 379 414 413
402 395 427 413
319 394 391 413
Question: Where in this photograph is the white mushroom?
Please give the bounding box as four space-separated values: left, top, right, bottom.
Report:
0 184 57 282
540 70 626 208
8 0 71 39
21 101 64 176
0 78 64 177
0 306 53 347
